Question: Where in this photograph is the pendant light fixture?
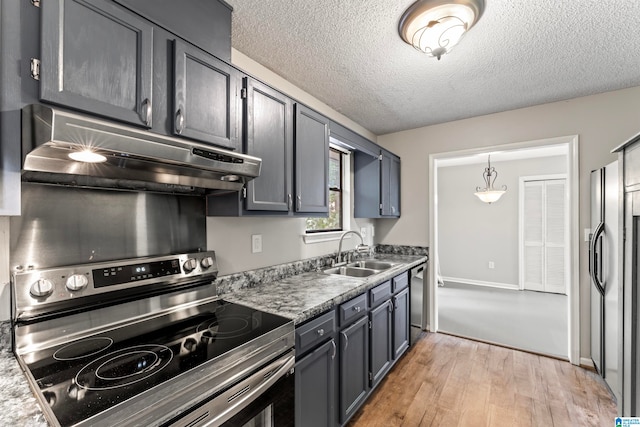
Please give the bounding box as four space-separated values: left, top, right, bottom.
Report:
398 0 485 60
474 155 506 204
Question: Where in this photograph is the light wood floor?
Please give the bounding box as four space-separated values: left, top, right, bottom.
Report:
348 332 617 427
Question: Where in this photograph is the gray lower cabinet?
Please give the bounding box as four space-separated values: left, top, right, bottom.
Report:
295 270 412 426
369 300 393 388
295 338 337 427
40 0 153 127
339 315 369 424
393 287 410 359
173 39 240 150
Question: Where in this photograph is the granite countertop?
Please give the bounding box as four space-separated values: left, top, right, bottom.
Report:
0 251 427 426
223 254 427 324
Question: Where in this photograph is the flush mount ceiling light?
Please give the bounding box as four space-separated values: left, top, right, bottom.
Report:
398 0 485 60
474 155 506 204
68 149 107 163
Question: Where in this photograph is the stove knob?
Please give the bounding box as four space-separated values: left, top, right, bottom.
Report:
30 278 54 298
200 256 214 269
183 258 197 273
66 274 88 291
183 337 198 352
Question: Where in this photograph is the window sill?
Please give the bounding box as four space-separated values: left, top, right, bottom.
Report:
302 231 349 244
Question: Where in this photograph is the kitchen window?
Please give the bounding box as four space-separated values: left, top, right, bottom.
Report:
306 147 344 233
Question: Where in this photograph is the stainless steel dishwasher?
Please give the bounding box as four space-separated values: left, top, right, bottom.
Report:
410 262 427 340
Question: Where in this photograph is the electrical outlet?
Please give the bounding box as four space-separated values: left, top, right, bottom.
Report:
251 234 262 253
360 227 367 241
371 226 375 237
584 228 592 242
488 261 495 269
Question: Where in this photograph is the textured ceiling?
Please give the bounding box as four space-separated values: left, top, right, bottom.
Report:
228 0 640 136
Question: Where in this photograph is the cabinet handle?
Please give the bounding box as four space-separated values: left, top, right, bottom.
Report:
296 195 301 211
330 339 336 360
341 331 348 351
141 98 152 127
352 306 361 313
175 109 185 134
288 194 292 210
317 328 325 337
388 300 394 312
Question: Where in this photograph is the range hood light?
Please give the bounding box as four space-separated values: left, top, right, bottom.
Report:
220 174 240 182
68 150 107 163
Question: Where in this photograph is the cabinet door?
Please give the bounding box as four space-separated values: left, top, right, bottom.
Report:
354 150 381 218
369 301 393 388
173 39 239 150
244 78 293 211
295 338 337 427
393 288 410 359
295 104 329 214
381 150 401 217
339 316 369 424
41 0 153 127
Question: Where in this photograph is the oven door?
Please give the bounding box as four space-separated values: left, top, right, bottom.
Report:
169 350 295 427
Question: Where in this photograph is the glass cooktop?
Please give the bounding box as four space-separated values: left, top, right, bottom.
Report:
22 300 291 427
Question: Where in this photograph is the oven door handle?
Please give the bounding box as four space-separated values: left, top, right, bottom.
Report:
178 351 295 427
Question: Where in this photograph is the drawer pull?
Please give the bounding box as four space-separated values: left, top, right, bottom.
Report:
352 306 361 313
317 328 325 336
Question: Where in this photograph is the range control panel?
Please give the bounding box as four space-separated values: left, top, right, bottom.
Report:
13 251 218 320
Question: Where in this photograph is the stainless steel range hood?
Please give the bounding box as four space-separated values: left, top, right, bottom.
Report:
21 104 261 192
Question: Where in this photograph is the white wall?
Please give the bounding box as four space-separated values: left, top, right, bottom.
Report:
376 85 640 358
438 156 566 286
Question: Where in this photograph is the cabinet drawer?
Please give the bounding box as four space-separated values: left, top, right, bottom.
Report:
339 293 368 326
296 310 336 355
392 271 409 293
369 281 392 308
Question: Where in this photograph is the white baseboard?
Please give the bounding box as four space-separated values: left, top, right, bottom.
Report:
441 276 519 291
580 357 595 369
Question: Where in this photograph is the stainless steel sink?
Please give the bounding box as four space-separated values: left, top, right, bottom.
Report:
346 260 394 271
323 266 377 277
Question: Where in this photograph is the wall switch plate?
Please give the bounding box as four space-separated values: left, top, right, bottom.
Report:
488 261 495 269
251 234 262 253
584 228 591 242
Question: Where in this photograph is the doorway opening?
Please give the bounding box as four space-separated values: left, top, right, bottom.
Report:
428 136 579 363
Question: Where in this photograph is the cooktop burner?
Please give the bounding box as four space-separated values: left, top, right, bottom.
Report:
22 300 291 427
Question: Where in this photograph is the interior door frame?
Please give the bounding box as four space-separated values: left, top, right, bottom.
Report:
428 135 580 364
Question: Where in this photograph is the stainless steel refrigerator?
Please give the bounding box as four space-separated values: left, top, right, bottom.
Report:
589 160 621 403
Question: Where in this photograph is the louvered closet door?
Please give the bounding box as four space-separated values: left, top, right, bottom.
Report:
522 179 567 294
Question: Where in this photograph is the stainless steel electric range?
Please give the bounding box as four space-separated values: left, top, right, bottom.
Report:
11 251 295 427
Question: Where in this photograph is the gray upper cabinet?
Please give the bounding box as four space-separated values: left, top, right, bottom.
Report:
354 148 401 218
40 0 153 127
113 0 232 62
295 104 330 214
381 150 401 217
173 40 239 150
244 77 293 211
207 99 330 216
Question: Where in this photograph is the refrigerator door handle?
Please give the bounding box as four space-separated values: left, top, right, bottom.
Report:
589 221 605 296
